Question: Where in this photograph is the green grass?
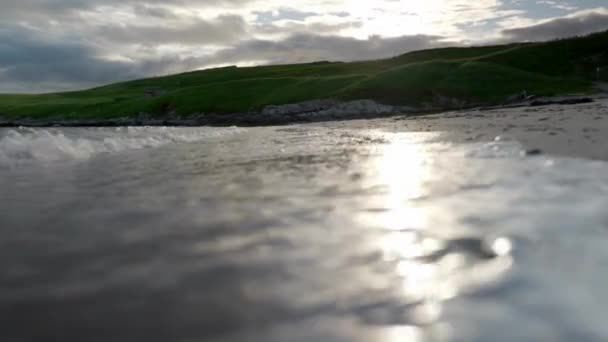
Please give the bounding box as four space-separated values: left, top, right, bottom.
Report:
1 30 606 119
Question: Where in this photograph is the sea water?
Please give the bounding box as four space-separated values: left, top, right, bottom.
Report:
1 124 607 341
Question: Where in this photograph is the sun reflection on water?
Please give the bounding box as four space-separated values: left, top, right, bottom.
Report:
361 133 514 338
370 133 436 231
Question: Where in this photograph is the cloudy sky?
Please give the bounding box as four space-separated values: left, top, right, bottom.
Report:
1 0 607 93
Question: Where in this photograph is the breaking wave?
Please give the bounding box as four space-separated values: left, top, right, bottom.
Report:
0 126 245 167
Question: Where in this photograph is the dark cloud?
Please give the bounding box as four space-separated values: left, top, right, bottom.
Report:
0 0 254 15
0 28 204 92
0 30 132 90
0 24 446 93
1 1 605 93
132 4 180 19
95 15 247 46
503 10 608 41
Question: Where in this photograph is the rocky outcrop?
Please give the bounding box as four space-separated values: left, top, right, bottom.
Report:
479 95 596 111
0 99 418 127
262 99 414 119
529 97 593 107
505 91 532 104
433 94 467 109
262 99 339 115
595 82 608 93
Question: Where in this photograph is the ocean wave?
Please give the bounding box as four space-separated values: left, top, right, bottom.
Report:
0 126 245 167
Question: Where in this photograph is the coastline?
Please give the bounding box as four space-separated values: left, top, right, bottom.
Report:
2 93 606 161
0 99 416 128
0 95 598 128
320 95 608 161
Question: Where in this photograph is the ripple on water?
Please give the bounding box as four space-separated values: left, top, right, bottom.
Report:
1 126 608 341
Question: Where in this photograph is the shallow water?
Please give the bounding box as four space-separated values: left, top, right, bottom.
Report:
1 125 608 341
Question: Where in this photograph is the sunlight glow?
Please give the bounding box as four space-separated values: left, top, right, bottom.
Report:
344 0 443 38
364 132 514 331
382 325 425 342
370 133 436 231
340 0 506 40
490 237 513 257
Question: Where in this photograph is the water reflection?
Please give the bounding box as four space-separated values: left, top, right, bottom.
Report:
371 134 435 230
3 124 607 342
363 133 514 334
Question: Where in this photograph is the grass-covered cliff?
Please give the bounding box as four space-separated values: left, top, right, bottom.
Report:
1 30 606 120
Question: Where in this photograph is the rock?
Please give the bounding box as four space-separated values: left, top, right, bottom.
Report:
529 97 593 107
595 82 608 93
136 112 150 120
523 149 543 156
261 99 402 120
433 94 467 109
505 90 531 104
1 98 420 127
506 94 521 103
398 106 417 113
261 99 339 116
333 100 396 115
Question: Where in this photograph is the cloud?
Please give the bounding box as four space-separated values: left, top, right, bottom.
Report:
536 1 578 12
0 0 255 15
0 28 206 93
254 21 363 36
502 8 608 41
0 23 446 93
1 1 607 93
132 4 181 19
0 30 129 92
199 33 446 65
94 14 247 46
254 8 320 24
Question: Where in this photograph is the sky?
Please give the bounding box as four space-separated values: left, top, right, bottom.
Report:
1 0 607 93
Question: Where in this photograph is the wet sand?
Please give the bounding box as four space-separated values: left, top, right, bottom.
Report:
322 96 608 161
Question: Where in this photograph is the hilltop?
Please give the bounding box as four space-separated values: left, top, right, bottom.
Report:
0 30 606 122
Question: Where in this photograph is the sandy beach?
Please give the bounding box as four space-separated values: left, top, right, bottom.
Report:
321 95 608 161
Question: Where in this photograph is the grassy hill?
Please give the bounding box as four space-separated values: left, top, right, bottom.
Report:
1 31 606 120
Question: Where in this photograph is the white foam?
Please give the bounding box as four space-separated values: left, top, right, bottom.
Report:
0 126 245 167
464 140 525 159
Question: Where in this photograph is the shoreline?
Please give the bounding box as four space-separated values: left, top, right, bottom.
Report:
0 95 598 128
2 94 606 161
0 111 408 128
319 96 608 161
